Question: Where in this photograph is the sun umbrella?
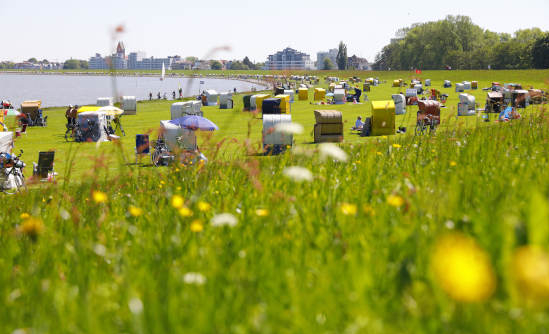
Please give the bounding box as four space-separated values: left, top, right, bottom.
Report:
97 106 124 116
3 109 21 116
169 116 219 131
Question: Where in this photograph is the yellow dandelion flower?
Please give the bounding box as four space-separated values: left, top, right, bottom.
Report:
92 191 108 203
160 180 165 185
511 246 549 302
255 209 269 217
340 203 357 216
20 213 30 220
19 217 44 240
381 136 388 139
363 205 376 216
197 201 211 212
376 151 382 156
431 233 496 302
179 207 193 217
190 220 203 232
387 194 404 207
171 195 184 209
392 143 402 149
128 206 143 217
450 161 457 167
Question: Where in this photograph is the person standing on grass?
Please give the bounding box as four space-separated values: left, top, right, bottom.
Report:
179 87 183 99
157 92 161 100
172 91 176 100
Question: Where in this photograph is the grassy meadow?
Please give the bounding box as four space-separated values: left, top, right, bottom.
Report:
1 69 549 333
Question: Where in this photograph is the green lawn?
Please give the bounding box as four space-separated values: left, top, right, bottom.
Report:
1 69 549 333
11 69 549 179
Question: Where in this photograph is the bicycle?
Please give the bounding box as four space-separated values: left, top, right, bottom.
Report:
0 150 26 194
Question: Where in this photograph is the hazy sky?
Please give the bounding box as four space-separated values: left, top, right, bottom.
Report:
2 0 548 63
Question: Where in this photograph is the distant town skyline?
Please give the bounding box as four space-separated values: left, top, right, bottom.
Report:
1 0 549 63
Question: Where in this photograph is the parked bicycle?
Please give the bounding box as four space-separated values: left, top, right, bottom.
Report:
0 150 26 194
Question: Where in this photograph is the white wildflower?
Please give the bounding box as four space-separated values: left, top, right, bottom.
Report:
183 272 206 285
93 244 106 257
275 122 303 135
211 213 238 227
283 166 313 182
319 143 348 162
128 297 144 314
59 208 70 220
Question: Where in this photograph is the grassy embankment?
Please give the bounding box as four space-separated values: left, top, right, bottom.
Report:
0 69 548 333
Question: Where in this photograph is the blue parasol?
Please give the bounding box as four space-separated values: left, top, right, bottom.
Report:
169 115 219 131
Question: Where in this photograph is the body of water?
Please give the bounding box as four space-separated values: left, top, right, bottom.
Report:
0 73 267 108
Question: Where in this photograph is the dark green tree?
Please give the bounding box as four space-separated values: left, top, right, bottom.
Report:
27 58 37 63
532 33 549 69
336 41 347 70
323 57 334 70
211 60 223 70
242 56 255 70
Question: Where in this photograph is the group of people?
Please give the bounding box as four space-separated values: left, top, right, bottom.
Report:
65 105 78 127
149 87 186 101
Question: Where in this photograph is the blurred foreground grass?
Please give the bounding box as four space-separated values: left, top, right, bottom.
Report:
1 107 549 333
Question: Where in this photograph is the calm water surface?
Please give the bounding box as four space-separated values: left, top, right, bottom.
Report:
0 73 266 108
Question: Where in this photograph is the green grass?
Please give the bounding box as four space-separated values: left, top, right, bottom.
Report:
1 70 549 333
11 69 549 178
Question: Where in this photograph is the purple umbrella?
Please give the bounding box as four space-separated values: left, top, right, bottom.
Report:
169 116 219 131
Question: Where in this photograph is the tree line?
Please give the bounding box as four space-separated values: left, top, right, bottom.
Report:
373 15 549 70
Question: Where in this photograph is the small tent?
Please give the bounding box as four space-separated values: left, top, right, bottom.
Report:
392 94 406 115
0 132 13 153
458 94 476 116
425 79 431 87
159 120 197 151
204 90 218 106
274 95 291 114
333 89 346 104
77 111 109 142
263 114 293 153
262 98 282 115
444 80 452 88
313 110 343 143
283 89 295 102
171 101 203 120
314 88 326 101
254 94 271 113
97 97 113 107
462 81 472 90
219 92 233 109
121 96 137 115
485 92 504 113
298 88 308 101
471 81 478 90
370 101 395 136
455 83 465 93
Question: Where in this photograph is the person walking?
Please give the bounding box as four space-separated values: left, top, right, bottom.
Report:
172 91 176 100
149 92 153 100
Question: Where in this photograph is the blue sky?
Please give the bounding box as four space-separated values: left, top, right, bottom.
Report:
2 0 549 63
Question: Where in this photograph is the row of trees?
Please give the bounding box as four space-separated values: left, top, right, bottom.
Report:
63 59 88 70
373 15 549 70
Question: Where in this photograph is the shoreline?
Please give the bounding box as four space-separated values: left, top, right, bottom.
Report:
1 71 272 108
0 70 271 88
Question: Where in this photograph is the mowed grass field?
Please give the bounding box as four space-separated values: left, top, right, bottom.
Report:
10 69 549 179
1 69 549 333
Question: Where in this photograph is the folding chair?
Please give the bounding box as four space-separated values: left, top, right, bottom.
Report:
135 134 150 164
33 151 56 181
